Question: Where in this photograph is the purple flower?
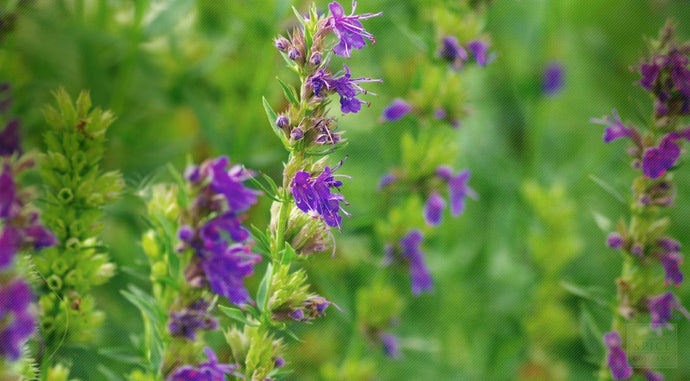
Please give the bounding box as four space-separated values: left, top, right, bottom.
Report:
399 230 433 295
670 53 690 97
200 212 250 244
604 331 633 380
542 62 564 95
0 226 21 270
327 1 382 58
438 36 468 70
0 279 36 361
642 134 682 179
168 300 218 340
467 40 490 67
435 165 453 181
648 292 690 334
381 98 412 122
433 108 448 120
0 164 17 219
658 237 681 252
292 162 351 230
377 173 395 191
23 220 57 250
606 232 624 250
0 119 21 157
591 110 634 144
380 333 401 359
644 370 664 381
659 251 683 287
330 64 381 114
274 357 286 368
276 115 289 129
167 347 238 381
424 192 446 226
638 55 670 91
200 243 261 305
200 156 259 213
448 170 474 217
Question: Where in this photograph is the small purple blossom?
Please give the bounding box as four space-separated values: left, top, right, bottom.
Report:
644 370 664 381
642 134 682 179
0 279 36 361
330 65 381 114
274 36 289 51
670 53 690 97
290 127 303 141
167 347 239 381
606 232 624 250
378 173 395 191
542 62 564 95
648 292 690 334
433 108 448 120
659 251 683 287
310 52 322 66
467 40 490 67
399 230 433 295
604 331 633 380
435 165 453 181
274 357 286 368
448 170 474 217
591 110 634 144
381 98 412 122
424 192 446 226
168 299 218 340
380 333 401 359
438 36 468 70
0 164 16 219
638 55 670 91
276 115 289 129
292 162 351 230
327 1 382 58
658 237 681 252
200 243 261 305
200 156 260 213
0 119 21 157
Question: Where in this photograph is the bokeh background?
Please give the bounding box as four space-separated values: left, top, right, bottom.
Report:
3 0 690 379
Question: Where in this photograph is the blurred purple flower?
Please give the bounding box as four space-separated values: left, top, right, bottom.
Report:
200 243 261 305
659 251 684 287
670 53 690 97
400 230 433 295
168 347 239 381
378 173 396 191
604 331 633 380
0 164 16 219
200 156 260 213
380 333 401 359
606 232 624 250
658 237 681 252
168 299 218 340
448 170 474 217
648 292 690 334
542 62 564 95
0 279 36 361
0 119 21 157
467 40 490 67
638 55 670 91
438 36 468 70
591 110 634 144
644 370 664 381
424 192 446 226
642 134 682 179
381 98 412 122
327 1 382 58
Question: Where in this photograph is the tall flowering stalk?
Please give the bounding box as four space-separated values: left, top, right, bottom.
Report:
0 83 56 378
34 88 123 373
591 20 690 380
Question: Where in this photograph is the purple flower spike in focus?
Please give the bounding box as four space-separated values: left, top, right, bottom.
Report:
424 192 446 226
399 230 433 295
648 292 690 334
327 1 382 58
0 119 21 157
467 40 491 67
591 110 634 144
448 170 476 217
642 134 682 179
380 332 402 359
659 251 683 287
381 98 412 122
168 347 239 381
0 279 36 361
542 62 564 95
604 331 633 380
438 36 468 70
292 161 351 230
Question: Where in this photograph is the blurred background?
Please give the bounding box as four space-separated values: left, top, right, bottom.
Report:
2 0 690 379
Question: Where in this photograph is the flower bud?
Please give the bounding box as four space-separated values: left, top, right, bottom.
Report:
309 52 322 65
290 127 303 141
288 48 301 61
274 36 289 51
606 232 624 249
276 115 289 129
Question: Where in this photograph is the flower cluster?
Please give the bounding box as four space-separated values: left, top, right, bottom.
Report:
438 36 492 70
167 347 239 381
593 22 690 380
292 161 350 230
178 156 261 305
0 84 56 367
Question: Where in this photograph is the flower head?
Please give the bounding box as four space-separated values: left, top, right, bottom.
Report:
0 119 21 157
0 279 36 361
670 53 690 97
648 292 690 334
424 192 446 226
604 331 633 380
642 134 682 179
448 170 474 217
638 55 670 91
542 62 564 95
200 243 261 305
327 1 382 58
606 232 624 250
438 36 468 70
167 347 239 381
591 110 634 144
399 230 433 295
380 332 401 359
292 162 350 230
381 98 412 122
467 40 491 67
200 156 260 213
168 299 218 340
659 251 683 287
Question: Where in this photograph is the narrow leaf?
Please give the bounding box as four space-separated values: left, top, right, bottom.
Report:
219 305 259 326
256 263 273 313
589 174 626 204
277 77 299 106
262 97 291 149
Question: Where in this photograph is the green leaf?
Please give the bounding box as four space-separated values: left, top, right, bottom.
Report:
256 263 273 313
277 77 299 106
280 243 297 265
284 328 304 343
262 97 291 149
579 303 605 359
589 174 626 204
591 211 612 233
304 141 349 156
98 347 146 365
291 6 306 27
219 305 259 326
561 281 611 308
250 224 271 256
97 365 122 381
121 285 164 324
